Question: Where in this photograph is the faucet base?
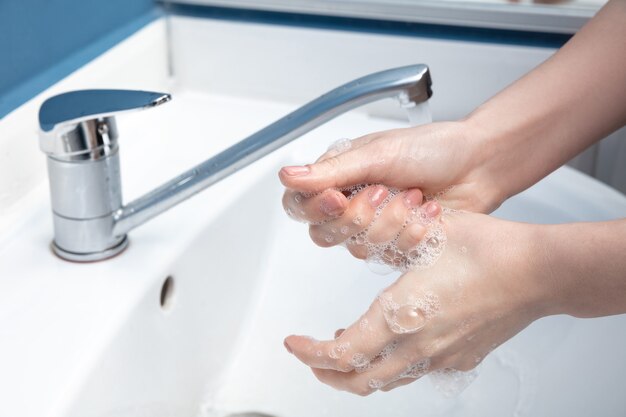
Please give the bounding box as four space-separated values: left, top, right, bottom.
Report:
51 236 129 262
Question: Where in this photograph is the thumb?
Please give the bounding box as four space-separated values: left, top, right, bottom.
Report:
279 145 394 193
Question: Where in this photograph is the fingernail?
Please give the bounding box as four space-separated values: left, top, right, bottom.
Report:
424 201 440 218
321 193 346 217
403 189 423 208
368 186 388 208
281 165 310 177
284 339 293 354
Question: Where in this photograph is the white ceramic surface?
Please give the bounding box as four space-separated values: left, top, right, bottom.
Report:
1 16 626 417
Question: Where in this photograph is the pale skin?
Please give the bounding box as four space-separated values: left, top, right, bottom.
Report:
278 0 626 395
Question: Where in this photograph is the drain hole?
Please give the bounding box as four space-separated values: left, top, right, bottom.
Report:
160 275 175 310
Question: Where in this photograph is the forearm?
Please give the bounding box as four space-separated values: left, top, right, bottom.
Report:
465 0 626 205
534 219 626 318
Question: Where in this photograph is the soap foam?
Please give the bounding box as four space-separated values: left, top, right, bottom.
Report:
379 340 399 361
285 138 447 274
328 342 350 359
340 186 446 273
429 368 479 398
368 379 385 390
327 137 352 154
349 353 371 373
398 358 431 379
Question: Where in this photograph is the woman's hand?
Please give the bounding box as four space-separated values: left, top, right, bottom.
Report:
280 121 503 264
280 121 502 215
283 209 554 395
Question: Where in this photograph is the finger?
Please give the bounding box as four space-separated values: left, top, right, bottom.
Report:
345 241 368 260
366 189 423 244
379 378 415 392
315 133 380 163
310 344 430 396
396 200 442 252
421 200 442 219
279 133 404 193
308 185 389 247
284 295 397 372
396 223 428 252
282 188 348 223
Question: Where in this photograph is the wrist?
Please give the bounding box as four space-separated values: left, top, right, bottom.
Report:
457 116 509 213
519 223 569 318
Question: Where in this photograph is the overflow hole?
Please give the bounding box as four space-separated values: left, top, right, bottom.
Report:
160 275 175 310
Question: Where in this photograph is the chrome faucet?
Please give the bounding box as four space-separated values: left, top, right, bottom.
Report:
38 65 432 261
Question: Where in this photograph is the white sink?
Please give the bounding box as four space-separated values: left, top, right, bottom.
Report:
1 17 626 417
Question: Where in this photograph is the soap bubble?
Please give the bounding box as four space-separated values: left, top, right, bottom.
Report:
359 318 369 331
368 379 385 389
378 291 440 335
429 368 479 398
329 342 350 359
328 137 352 154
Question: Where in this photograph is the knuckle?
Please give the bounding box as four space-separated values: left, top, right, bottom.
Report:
392 205 406 225
319 156 341 171
352 205 373 228
335 357 354 372
281 192 293 211
347 243 367 260
308 226 334 248
312 371 325 384
434 356 457 372
455 359 478 372
425 354 446 371
315 150 335 163
354 385 375 397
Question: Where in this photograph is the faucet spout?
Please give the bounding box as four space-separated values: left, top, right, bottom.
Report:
38 65 432 261
113 65 432 237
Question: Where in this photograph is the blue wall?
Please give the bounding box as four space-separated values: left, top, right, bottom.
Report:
0 0 158 118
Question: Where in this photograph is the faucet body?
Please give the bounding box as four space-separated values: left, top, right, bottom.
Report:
38 65 432 261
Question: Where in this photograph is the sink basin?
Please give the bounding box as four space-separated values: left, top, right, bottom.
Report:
2 16 626 417
2 89 625 417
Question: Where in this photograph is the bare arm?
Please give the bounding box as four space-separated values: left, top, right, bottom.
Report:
539 218 626 318
468 0 626 205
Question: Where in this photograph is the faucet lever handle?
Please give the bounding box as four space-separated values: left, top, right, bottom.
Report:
38 89 171 159
38 89 171 133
